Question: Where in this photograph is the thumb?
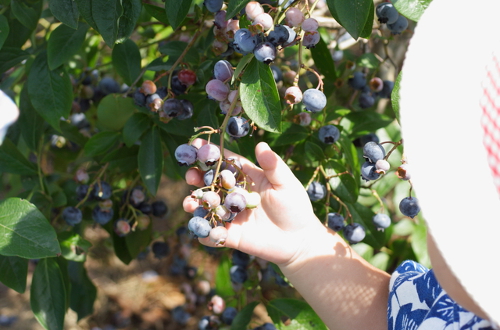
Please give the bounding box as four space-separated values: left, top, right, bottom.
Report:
255 142 300 190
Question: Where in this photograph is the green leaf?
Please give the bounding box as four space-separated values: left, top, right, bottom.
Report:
231 53 253 84
230 301 259 330
143 3 169 25
226 0 250 20
345 202 386 249
96 94 136 131
138 126 163 195
215 254 236 298
117 0 142 41
310 36 337 96
394 0 432 22
0 198 61 258
0 47 30 73
19 84 45 151
60 121 89 147
304 140 325 162
267 298 327 330
125 220 152 259
326 160 359 203
49 0 80 29
47 22 89 70
164 0 193 30
356 52 380 69
359 1 374 39
30 258 66 330
101 145 139 172
0 138 38 175
155 116 196 137
68 261 97 320
91 0 123 47
0 255 28 293
112 38 141 86
338 133 360 180
268 122 309 147
27 51 73 132
84 131 121 157
240 58 281 133
10 0 42 30
159 40 199 64
123 112 152 147
344 111 393 138
0 14 9 49
111 231 133 265
58 232 92 262
74 0 98 31
411 218 430 267
392 71 402 124
328 0 372 40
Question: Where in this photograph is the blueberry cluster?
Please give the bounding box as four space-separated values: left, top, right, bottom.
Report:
376 2 409 35
360 141 387 182
348 71 394 109
327 212 366 244
134 79 194 121
175 143 261 243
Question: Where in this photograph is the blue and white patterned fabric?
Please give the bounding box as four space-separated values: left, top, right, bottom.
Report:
388 260 494 330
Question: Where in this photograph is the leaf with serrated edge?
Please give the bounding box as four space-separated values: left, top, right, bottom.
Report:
0 198 61 259
240 58 281 133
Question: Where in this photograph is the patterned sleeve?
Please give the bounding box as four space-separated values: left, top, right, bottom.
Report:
387 260 494 330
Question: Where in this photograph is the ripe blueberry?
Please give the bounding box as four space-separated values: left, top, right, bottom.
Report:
302 89 327 112
343 223 366 244
399 197 420 218
318 125 340 144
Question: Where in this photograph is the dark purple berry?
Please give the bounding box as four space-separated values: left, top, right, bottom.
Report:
175 143 198 166
363 141 386 163
361 161 380 181
229 265 248 283
399 197 420 218
302 89 327 112
152 241 170 259
92 206 114 225
318 125 340 144
152 200 168 217
327 212 345 232
253 42 277 64
62 206 82 226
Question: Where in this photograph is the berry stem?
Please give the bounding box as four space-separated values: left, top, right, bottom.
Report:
383 139 403 160
371 189 385 213
75 163 110 209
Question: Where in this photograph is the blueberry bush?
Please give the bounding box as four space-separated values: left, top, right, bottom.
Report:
0 0 432 329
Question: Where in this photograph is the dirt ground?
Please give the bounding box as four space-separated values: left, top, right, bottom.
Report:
0 177 291 330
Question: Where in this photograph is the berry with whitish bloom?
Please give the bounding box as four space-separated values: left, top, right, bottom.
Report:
253 41 277 64
268 25 290 47
363 141 386 163
307 181 326 201
202 191 221 209
193 205 210 218
162 98 183 118
359 92 375 109
197 143 221 167
297 112 311 126
188 216 212 238
369 77 384 92
206 79 230 101
285 86 303 104
93 181 112 200
92 206 114 225
343 223 365 244
114 219 131 237
224 191 247 213
387 15 408 35
399 197 420 218
375 159 390 174
209 226 229 246
214 60 234 82
246 191 261 209
245 1 264 20
361 161 380 181
286 7 304 27
62 207 82 226
372 213 391 230
175 143 198 166
214 10 229 29
204 0 223 13
204 169 215 186
376 2 399 24
396 163 411 180
75 168 89 183
234 28 258 53
252 12 273 31
221 157 242 174
348 71 367 90
302 18 319 32
303 31 321 49
327 212 345 232
130 187 146 207
302 88 327 112
318 125 340 144
227 116 250 138
146 93 163 112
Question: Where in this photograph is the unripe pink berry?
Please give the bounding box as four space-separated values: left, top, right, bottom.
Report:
396 163 411 180
209 226 229 246
285 86 303 104
114 219 131 237
206 79 230 101
202 191 221 209
369 77 384 92
245 1 264 20
286 8 305 27
209 295 226 314
219 169 236 189
298 112 311 126
245 191 261 209
141 80 157 95
375 159 390 174
302 18 319 32
252 13 274 31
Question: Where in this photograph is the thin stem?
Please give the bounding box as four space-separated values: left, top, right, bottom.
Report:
75 163 110 209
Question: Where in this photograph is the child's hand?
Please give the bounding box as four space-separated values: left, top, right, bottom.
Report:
182 139 325 266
